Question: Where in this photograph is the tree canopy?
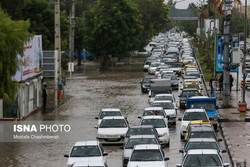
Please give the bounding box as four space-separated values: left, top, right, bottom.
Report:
0 6 32 99
82 0 143 70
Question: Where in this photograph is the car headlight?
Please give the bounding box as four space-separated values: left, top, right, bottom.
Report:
98 134 106 138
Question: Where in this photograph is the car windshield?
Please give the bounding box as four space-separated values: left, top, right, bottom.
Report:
186 142 219 152
143 110 165 117
100 111 122 119
154 96 173 101
126 128 156 137
125 138 158 149
130 150 163 161
99 119 127 128
189 131 216 139
190 102 215 110
143 78 153 83
186 73 199 77
70 146 101 157
152 102 174 109
183 154 222 167
181 91 201 97
183 112 207 121
141 119 166 128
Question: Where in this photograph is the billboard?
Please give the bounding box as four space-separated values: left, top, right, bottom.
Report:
216 34 238 72
13 35 43 81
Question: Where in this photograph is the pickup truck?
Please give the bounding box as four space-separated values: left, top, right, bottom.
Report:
186 92 219 130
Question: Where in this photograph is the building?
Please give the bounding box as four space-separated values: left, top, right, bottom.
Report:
0 35 43 120
238 6 250 18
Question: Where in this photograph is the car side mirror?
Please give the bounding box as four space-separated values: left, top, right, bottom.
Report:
120 135 125 139
223 163 230 167
138 116 142 119
221 150 227 153
164 157 169 161
179 149 184 153
178 118 182 121
218 139 223 142
64 154 69 158
103 152 108 156
95 117 98 119
94 126 98 129
176 164 182 167
178 95 180 97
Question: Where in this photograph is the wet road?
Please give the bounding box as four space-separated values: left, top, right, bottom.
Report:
0 59 230 167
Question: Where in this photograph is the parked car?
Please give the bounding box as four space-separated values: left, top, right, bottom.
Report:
127 144 169 167
96 116 129 144
64 141 108 167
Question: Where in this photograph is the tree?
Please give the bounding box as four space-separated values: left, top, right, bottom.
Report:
133 0 170 50
75 17 85 66
0 7 32 99
82 0 143 71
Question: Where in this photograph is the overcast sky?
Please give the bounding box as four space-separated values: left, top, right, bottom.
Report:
166 0 250 9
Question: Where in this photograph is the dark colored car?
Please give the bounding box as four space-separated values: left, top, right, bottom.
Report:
179 88 201 109
161 74 179 90
140 76 156 93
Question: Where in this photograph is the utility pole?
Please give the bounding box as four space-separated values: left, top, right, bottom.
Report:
242 0 248 103
222 0 232 107
69 0 75 63
54 0 61 106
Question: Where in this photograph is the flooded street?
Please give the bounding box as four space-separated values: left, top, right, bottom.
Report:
0 58 230 167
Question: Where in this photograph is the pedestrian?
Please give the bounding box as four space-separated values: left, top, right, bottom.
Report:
219 74 223 94
209 75 215 95
42 84 48 110
230 74 234 93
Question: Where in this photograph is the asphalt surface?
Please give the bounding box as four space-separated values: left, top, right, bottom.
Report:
0 58 231 167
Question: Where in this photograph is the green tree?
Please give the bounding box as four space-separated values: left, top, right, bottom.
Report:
75 17 85 66
0 7 32 99
83 0 143 71
133 0 170 50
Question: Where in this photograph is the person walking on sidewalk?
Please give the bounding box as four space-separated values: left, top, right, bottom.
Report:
230 74 234 93
209 75 215 95
42 84 48 110
219 74 223 94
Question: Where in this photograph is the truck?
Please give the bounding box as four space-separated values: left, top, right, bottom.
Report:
186 92 219 130
148 79 172 104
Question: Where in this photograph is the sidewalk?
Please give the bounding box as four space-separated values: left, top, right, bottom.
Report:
207 72 250 166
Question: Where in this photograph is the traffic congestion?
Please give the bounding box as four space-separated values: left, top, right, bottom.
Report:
63 32 230 167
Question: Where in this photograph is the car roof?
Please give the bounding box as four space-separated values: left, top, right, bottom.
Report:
152 100 172 103
190 126 214 132
129 125 155 129
74 141 99 146
142 115 165 119
134 144 161 150
144 107 164 110
101 108 120 112
185 109 206 112
129 135 157 139
188 138 217 142
154 94 173 97
187 149 219 155
102 116 125 120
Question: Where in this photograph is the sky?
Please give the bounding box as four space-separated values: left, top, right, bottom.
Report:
166 0 250 9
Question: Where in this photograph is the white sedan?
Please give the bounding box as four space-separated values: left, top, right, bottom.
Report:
96 116 129 144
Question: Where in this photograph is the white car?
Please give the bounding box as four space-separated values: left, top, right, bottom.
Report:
153 94 177 108
64 141 108 167
176 149 229 167
127 144 169 167
122 135 160 167
179 109 209 140
142 107 166 118
139 116 170 146
148 62 160 75
96 116 129 144
95 108 122 126
151 100 177 124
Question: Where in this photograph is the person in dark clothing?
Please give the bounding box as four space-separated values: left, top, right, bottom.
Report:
230 74 234 93
42 84 48 110
209 75 215 95
219 74 223 94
